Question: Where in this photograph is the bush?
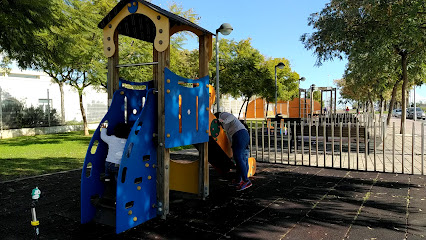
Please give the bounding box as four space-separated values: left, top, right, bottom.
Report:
2 99 61 129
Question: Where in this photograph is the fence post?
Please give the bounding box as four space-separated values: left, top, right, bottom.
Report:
262 120 265 162
0 86 2 139
316 120 319 167
323 121 326 167
250 121 253 158
331 121 335 168
422 122 424 175
402 120 405 174
412 121 415 174
365 122 368 171
301 120 304 165
255 121 258 160
309 118 312 166
356 121 359 170
281 120 284 164
274 121 277 164
340 122 343 168
382 120 385 172
348 122 351 169
287 121 291 164
374 121 376 172
294 121 297 165
268 120 271 163
393 122 395 173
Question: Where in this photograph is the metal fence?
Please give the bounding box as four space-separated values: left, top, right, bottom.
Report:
247 113 425 175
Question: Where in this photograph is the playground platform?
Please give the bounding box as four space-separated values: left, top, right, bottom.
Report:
1 158 425 239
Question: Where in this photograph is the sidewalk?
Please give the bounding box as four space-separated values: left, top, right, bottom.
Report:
1 162 425 239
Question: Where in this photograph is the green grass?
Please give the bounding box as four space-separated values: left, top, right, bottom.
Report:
0 131 94 181
0 131 197 181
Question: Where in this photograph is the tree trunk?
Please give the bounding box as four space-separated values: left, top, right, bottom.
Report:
400 52 408 134
244 97 250 120
387 80 399 126
79 90 89 136
238 98 247 119
379 95 384 122
59 82 65 125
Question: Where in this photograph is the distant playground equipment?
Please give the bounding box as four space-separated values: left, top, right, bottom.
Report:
246 97 322 119
80 0 255 234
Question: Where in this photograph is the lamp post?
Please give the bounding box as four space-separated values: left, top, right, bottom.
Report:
298 77 305 117
215 23 233 113
274 62 285 115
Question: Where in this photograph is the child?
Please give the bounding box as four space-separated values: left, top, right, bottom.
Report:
215 112 252 191
100 122 131 181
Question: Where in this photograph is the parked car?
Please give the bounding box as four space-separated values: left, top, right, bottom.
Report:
407 107 425 120
392 109 402 118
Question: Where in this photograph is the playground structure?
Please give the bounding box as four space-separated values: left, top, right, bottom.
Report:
246 97 321 119
80 0 255 234
246 85 337 119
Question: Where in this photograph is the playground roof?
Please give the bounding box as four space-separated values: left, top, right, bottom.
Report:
98 0 214 43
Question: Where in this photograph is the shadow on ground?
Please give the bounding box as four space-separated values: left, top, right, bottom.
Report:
0 162 424 240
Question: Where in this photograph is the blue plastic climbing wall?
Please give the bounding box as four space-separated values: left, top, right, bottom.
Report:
81 80 157 234
164 68 209 148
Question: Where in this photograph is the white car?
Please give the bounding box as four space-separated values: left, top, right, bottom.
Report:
392 109 402 118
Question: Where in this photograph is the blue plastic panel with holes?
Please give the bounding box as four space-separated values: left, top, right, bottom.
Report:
81 80 155 232
116 88 157 234
164 68 209 148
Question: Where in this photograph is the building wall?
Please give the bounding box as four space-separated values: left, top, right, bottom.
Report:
0 69 108 123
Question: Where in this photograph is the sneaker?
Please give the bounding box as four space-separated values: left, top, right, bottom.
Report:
236 180 252 191
228 179 242 187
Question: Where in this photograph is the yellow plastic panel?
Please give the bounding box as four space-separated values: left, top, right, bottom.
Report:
170 160 199 194
247 157 256 177
103 2 170 57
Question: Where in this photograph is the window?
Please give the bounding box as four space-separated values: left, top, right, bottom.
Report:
7 73 40 79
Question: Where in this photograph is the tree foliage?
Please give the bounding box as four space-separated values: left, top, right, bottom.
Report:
302 0 426 131
0 0 57 68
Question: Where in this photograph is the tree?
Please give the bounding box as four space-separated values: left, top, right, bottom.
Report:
301 0 426 133
0 0 57 68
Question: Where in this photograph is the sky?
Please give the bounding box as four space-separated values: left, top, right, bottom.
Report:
152 0 426 106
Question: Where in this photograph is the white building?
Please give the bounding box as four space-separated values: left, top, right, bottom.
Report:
0 69 108 123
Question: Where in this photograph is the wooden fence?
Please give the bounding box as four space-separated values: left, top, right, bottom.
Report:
247 113 425 175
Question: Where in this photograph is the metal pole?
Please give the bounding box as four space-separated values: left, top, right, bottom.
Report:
275 67 278 115
274 122 277 164
412 121 415 174
414 86 416 122
316 120 319 167
0 86 2 138
422 123 424 175
47 89 51 127
262 120 265 162
215 32 220 112
393 122 395 173
287 121 291 164
301 120 304 165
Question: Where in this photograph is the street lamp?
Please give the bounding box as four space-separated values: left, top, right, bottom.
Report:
275 62 285 115
298 77 306 96
215 23 233 112
298 77 306 118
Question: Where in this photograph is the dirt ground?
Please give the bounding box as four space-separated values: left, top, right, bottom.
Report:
1 160 426 240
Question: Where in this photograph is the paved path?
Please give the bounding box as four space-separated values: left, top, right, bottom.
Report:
1 163 425 239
